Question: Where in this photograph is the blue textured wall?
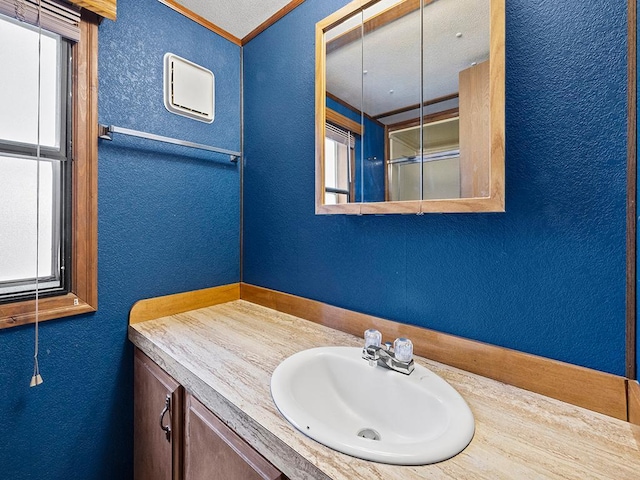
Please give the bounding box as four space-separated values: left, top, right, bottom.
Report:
0 0 240 478
243 0 628 375
360 115 385 202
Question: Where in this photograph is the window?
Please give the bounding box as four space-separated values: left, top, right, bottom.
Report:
324 123 355 204
0 14 70 301
0 11 98 329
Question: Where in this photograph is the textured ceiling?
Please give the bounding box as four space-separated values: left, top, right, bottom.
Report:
169 0 489 122
326 0 490 123
170 0 294 39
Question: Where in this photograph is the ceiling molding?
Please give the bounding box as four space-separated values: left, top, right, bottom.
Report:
326 0 425 55
158 0 242 46
157 0 307 46
241 0 306 44
374 92 459 120
326 91 385 129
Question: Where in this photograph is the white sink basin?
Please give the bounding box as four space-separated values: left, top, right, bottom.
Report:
271 346 474 465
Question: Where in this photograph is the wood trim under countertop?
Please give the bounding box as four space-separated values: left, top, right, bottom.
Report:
240 283 628 421
629 380 640 425
129 283 240 324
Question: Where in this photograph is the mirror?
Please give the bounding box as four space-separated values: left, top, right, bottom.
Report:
316 0 504 214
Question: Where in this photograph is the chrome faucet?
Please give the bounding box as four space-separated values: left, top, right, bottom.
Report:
362 329 414 375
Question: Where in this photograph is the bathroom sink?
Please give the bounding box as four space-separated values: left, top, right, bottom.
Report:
270 346 474 465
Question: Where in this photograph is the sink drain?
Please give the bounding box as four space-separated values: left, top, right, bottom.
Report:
357 428 381 441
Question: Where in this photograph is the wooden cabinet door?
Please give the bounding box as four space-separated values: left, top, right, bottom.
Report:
134 349 183 480
184 393 285 480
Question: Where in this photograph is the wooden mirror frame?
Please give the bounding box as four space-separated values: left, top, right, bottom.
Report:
315 0 505 215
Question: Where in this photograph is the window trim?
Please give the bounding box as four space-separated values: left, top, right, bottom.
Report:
0 12 98 329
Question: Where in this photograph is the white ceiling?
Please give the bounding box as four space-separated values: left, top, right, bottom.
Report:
169 0 295 39
326 0 490 124
169 0 490 125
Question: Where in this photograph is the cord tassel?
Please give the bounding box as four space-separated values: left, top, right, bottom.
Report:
30 357 43 387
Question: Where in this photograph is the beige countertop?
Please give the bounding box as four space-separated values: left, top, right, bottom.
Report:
128 300 640 479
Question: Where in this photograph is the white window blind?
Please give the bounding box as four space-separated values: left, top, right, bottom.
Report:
324 122 354 204
326 122 356 148
0 11 68 299
0 0 80 41
0 14 64 150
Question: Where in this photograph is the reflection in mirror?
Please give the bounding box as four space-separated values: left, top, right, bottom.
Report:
324 11 363 205
389 116 461 201
361 0 422 203
316 0 504 214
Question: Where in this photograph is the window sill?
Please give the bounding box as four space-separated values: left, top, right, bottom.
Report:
0 293 96 329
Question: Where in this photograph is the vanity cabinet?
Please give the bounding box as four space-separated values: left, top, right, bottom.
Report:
134 348 183 480
184 393 285 480
134 349 285 480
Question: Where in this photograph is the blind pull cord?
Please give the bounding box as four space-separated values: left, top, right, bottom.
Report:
30 0 43 388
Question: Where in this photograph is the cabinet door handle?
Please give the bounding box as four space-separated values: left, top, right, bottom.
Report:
159 394 171 442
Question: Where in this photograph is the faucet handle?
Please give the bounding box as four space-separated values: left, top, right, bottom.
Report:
393 337 413 363
364 329 382 348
